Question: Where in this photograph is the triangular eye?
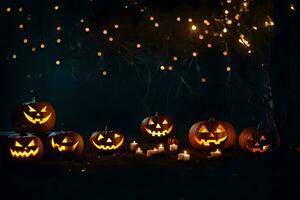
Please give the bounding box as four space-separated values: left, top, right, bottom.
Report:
199 125 209 133
215 125 225 133
15 141 23 147
260 136 266 141
114 133 120 138
97 134 104 141
28 140 35 147
40 106 47 113
28 106 36 112
62 136 72 143
162 119 168 125
148 119 155 125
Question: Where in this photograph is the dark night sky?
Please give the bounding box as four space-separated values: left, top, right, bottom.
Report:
0 0 299 145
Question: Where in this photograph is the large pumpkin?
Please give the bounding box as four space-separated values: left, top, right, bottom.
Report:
189 118 236 150
13 97 56 133
8 133 44 160
239 128 280 153
90 127 125 153
46 130 84 158
140 113 174 141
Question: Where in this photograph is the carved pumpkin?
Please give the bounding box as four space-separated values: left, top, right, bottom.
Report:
140 113 174 141
8 133 44 160
46 130 84 158
13 97 56 133
239 128 280 153
189 118 236 150
90 127 125 153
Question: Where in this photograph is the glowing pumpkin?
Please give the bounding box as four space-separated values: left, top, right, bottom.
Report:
140 113 174 141
189 118 236 150
239 128 280 153
8 133 44 160
46 131 84 158
90 128 125 153
13 97 56 133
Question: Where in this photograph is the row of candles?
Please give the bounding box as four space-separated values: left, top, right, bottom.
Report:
130 141 222 160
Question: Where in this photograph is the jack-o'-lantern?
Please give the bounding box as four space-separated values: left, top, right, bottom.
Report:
239 128 280 153
140 113 174 141
13 97 56 133
90 127 125 153
8 133 44 160
46 130 84 158
189 118 236 150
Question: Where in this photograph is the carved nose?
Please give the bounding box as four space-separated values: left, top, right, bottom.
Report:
106 138 112 143
36 113 40 116
156 124 161 129
255 142 260 146
209 133 215 138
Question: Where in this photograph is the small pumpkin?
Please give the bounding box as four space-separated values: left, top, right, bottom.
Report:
239 128 280 153
90 127 125 153
140 113 174 141
13 96 56 133
46 127 84 158
8 133 44 160
189 118 236 150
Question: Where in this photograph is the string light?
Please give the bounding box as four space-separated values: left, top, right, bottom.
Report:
6 7 12 13
55 60 61 65
108 37 114 42
12 53 17 60
154 22 159 27
290 4 296 12
160 65 165 70
176 17 181 22
201 77 207 83
168 66 173 71
97 51 102 57
204 19 210 26
56 38 62 44
199 34 204 40
40 43 45 49
226 66 231 72
192 52 197 57
173 56 178 61
223 51 228 56
136 43 142 48
102 29 108 35
53 5 60 11
23 38 28 44
85 27 90 32
19 24 24 30
191 25 197 31
149 16 154 21
56 26 62 31
31 47 37 52
207 43 212 48
102 70 108 76
188 18 193 22
18 7 23 12
80 19 84 23
114 24 119 29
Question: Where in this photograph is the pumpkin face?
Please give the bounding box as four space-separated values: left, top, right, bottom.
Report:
13 100 56 133
239 128 279 153
9 134 44 160
46 131 84 157
140 114 174 141
189 118 236 150
90 130 125 153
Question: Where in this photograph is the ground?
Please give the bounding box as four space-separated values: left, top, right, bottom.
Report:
0 149 299 200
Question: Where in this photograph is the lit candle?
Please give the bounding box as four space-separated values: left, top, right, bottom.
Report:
136 147 143 155
210 149 222 157
169 144 178 151
130 141 138 151
147 148 159 157
158 144 164 152
178 150 190 161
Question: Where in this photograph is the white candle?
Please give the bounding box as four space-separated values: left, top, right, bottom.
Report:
158 144 164 152
178 150 190 161
169 144 178 151
147 148 159 157
135 147 143 155
210 149 222 157
130 141 138 151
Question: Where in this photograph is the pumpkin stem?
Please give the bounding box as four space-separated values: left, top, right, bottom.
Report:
257 122 263 131
20 125 27 136
61 123 65 132
30 89 36 102
155 112 159 116
104 126 109 133
208 117 216 122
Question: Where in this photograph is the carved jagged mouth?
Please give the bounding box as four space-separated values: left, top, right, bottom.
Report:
193 135 228 146
247 145 269 153
10 147 39 158
51 138 79 152
144 125 173 137
23 112 52 124
92 138 124 150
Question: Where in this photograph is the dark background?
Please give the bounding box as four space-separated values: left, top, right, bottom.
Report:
0 0 299 199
